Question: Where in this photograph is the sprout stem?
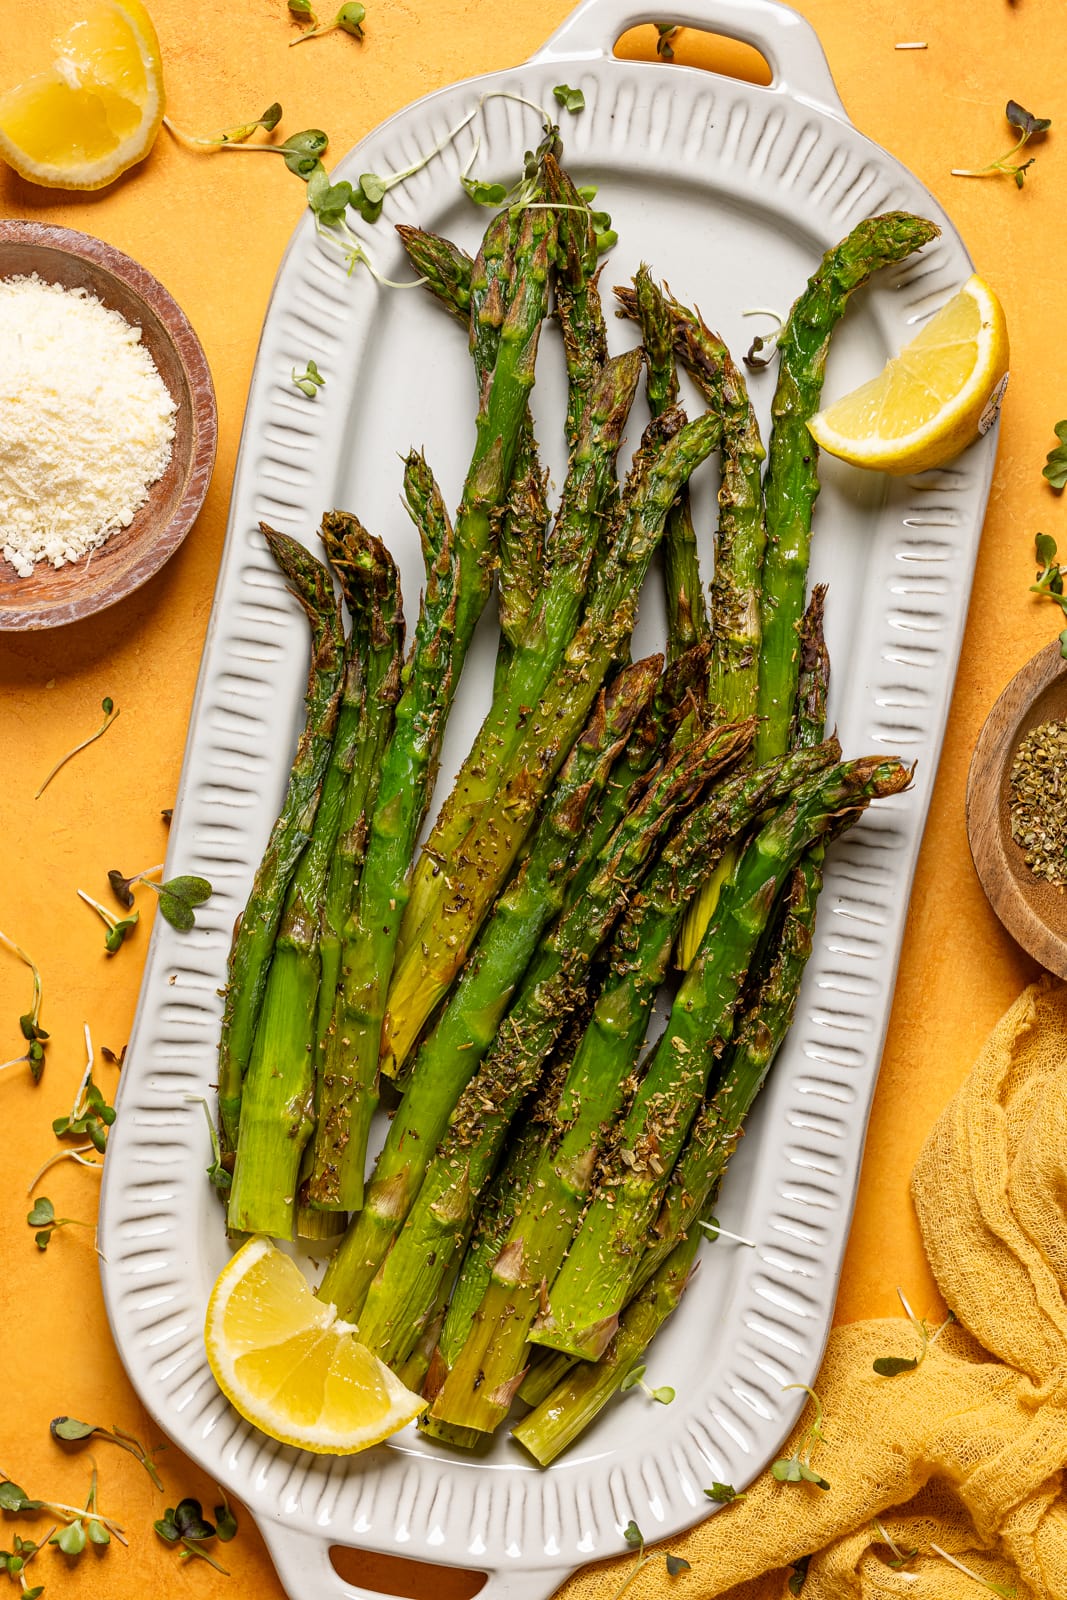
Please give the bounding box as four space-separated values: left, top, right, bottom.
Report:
35 700 118 799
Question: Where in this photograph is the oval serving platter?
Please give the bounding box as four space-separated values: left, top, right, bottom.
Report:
98 3 997 1598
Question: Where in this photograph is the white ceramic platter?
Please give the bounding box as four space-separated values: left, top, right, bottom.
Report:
98 2 996 1596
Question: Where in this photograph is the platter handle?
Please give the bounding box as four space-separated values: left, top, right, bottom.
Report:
259 1523 574 1600
529 0 848 120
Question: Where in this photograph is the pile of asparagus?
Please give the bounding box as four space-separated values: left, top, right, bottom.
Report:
215 142 935 1462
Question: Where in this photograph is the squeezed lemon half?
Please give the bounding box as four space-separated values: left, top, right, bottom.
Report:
807 274 1009 475
0 0 164 189
205 1236 425 1455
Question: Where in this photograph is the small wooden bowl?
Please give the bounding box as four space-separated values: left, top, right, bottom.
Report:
966 638 1067 977
0 221 217 631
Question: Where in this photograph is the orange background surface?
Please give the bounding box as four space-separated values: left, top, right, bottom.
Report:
0 1 1056 1595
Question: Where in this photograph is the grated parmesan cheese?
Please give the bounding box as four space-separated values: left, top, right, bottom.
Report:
0 273 177 578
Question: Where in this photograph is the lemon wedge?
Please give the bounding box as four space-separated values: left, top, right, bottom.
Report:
0 0 164 189
205 1237 426 1454
807 274 1009 475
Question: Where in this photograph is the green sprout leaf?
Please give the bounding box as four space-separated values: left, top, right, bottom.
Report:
787 1555 810 1595
292 359 326 399
27 1197 55 1228
1006 100 1052 138
174 1499 216 1542
1043 421 1067 490
704 1483 746 1504
664 1554 690 1577
50 1418 97 1443
552 84 585 113
0 1481 43 1513
872 1355 919 1377
154 1508 181 1544
152 875 213 931
52 1520 87 1557
279 129 330 177
214 1492 238 1543
656 23 680 59
288 0 315 15
623 1520 644 1553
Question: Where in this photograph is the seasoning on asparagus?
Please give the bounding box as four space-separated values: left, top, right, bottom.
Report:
317 656 663 1314
307 197 559 1211
216 528 346 1153
383 404 724 1076
395 180 627 984
422 750 876 1438
755 212 939 765
513 850 829 1462
531 757 911 1364
342 711 756 1360
630 265 709 660
226 519 402 1237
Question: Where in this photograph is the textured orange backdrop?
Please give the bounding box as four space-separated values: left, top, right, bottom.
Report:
0 1 1055 1596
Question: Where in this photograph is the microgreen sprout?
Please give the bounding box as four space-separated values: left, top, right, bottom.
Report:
47 1468 124 1560
26 1197 92 1251
928 1544 1015 1597
1043 421 1067 490
35 698 118 799
151 876 212 930
576 183 617 254
553 84 585 114
27 1145 101 1195
704 1483 746 1504
0 931 47 1083
742 308 785 371
0 1526 53 1597
610 1523 690 1600
787 1555 810 1595
872 1287 955 1376
771 1385 830 1491
163 104 283 148
100 1045 126 1067
51 1025 115 1153
107 867 213 931
292 360 325 398
186 1095 233 1191
871 1518 918 1570
50 1419 165 1494
77 890 138 955
656 24 681 60
952 100 1051 188
290 1 365 45
698 1217 757 1248
106 865 159 908
460 123 557 211
213 1490 238 1543
619 1364 675 1404
154 1498 231 1574
165 119 330 175
1030 532 1067 657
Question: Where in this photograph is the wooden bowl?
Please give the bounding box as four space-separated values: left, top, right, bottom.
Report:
966 638 1067 977
0 221 217 630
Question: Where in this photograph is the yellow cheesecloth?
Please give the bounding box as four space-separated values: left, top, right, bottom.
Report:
553 976 1067 1600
